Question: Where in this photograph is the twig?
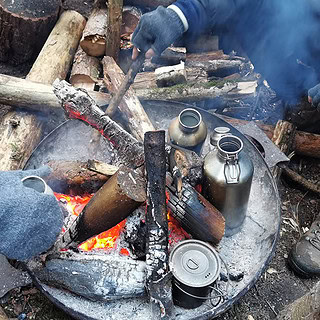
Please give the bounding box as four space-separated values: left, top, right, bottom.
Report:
281 164 320 195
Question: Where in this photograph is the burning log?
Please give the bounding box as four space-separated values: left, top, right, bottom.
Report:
144 131 173 319
44 160 118 194
0 0 60 65
102 56 155 141
80 6 108 57
57 165 146 249
53 79 145 169
166 176 225 245
70 46 101 90
0 10 86 171
33 251 147 301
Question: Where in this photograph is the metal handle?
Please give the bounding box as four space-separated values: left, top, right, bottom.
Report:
224 156 241 184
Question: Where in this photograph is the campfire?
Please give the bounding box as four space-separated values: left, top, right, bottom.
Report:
0 1 282 319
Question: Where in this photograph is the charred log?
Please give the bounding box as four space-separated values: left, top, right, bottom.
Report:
57 165 146 249
33 251 146 301
166 175 225 245
44 160 118 194
53 80 145 169
0 0 61 65
144 131 173 319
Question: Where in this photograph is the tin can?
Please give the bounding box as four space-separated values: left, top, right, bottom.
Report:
169 239 221 309
168 108 207 155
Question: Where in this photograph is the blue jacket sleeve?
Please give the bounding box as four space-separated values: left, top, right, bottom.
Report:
173 0 245 37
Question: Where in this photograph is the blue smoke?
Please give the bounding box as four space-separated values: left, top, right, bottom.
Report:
218 0 320 103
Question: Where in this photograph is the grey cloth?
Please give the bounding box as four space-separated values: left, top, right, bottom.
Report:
0 167 63 261
308 83 320 111
131 6 185 56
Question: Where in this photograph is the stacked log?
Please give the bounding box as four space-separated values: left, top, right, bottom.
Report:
0 10 86 171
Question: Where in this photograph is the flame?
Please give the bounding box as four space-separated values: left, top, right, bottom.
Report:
55 191 188 255
55 193 128 254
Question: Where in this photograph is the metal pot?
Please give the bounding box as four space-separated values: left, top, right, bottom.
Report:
169 239 221 309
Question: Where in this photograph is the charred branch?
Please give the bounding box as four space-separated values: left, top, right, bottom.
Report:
34 251 146 301
52 79 145 169
144 131 173 319
166 175 225 245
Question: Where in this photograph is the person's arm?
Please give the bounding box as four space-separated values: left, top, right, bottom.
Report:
131 0 239 59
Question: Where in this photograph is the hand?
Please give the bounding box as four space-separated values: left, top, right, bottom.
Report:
308 83 320 110
131 6 185 60
0 167 63 261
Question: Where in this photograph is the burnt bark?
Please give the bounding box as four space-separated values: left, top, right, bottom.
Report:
33 251 147 302
53 79 145 169
166 175 225 245
0 0 60 65
57 165 146 249
144 131 173 319
45 160 118 195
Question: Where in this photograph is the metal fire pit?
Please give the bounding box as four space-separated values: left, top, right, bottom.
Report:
24 100 281 320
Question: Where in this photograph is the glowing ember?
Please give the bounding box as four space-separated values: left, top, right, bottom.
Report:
55 193 128 254
55 192 188 255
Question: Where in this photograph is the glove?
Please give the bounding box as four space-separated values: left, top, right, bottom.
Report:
0 167 63 261
131 6 185 56
308 83 320 111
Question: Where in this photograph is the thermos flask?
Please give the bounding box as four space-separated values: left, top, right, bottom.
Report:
168 108 207 155
203 134 254 236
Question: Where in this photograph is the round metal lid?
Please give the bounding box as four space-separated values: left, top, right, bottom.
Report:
169 239 221 287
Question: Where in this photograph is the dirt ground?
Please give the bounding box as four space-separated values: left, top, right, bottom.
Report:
1 1 320 319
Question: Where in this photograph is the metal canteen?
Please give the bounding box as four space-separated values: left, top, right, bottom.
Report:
203 135 254 237
168 108 207 155
209 126 231 149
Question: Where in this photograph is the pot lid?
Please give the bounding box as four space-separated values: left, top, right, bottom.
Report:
169 239 221 287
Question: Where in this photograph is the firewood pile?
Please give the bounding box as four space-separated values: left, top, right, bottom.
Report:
1 0 320 319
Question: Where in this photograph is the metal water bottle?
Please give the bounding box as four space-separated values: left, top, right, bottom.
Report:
168 108 207 155
209 126 231 150
203 135 254 237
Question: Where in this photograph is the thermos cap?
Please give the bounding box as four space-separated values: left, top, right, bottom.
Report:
169 239 221 287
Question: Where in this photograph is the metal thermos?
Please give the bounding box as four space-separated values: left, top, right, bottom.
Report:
203 135 254 237
168 108 207 155
210 127 231 149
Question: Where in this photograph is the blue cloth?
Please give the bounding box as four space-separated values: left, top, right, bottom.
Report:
0 167 63 261
174 0 320 103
